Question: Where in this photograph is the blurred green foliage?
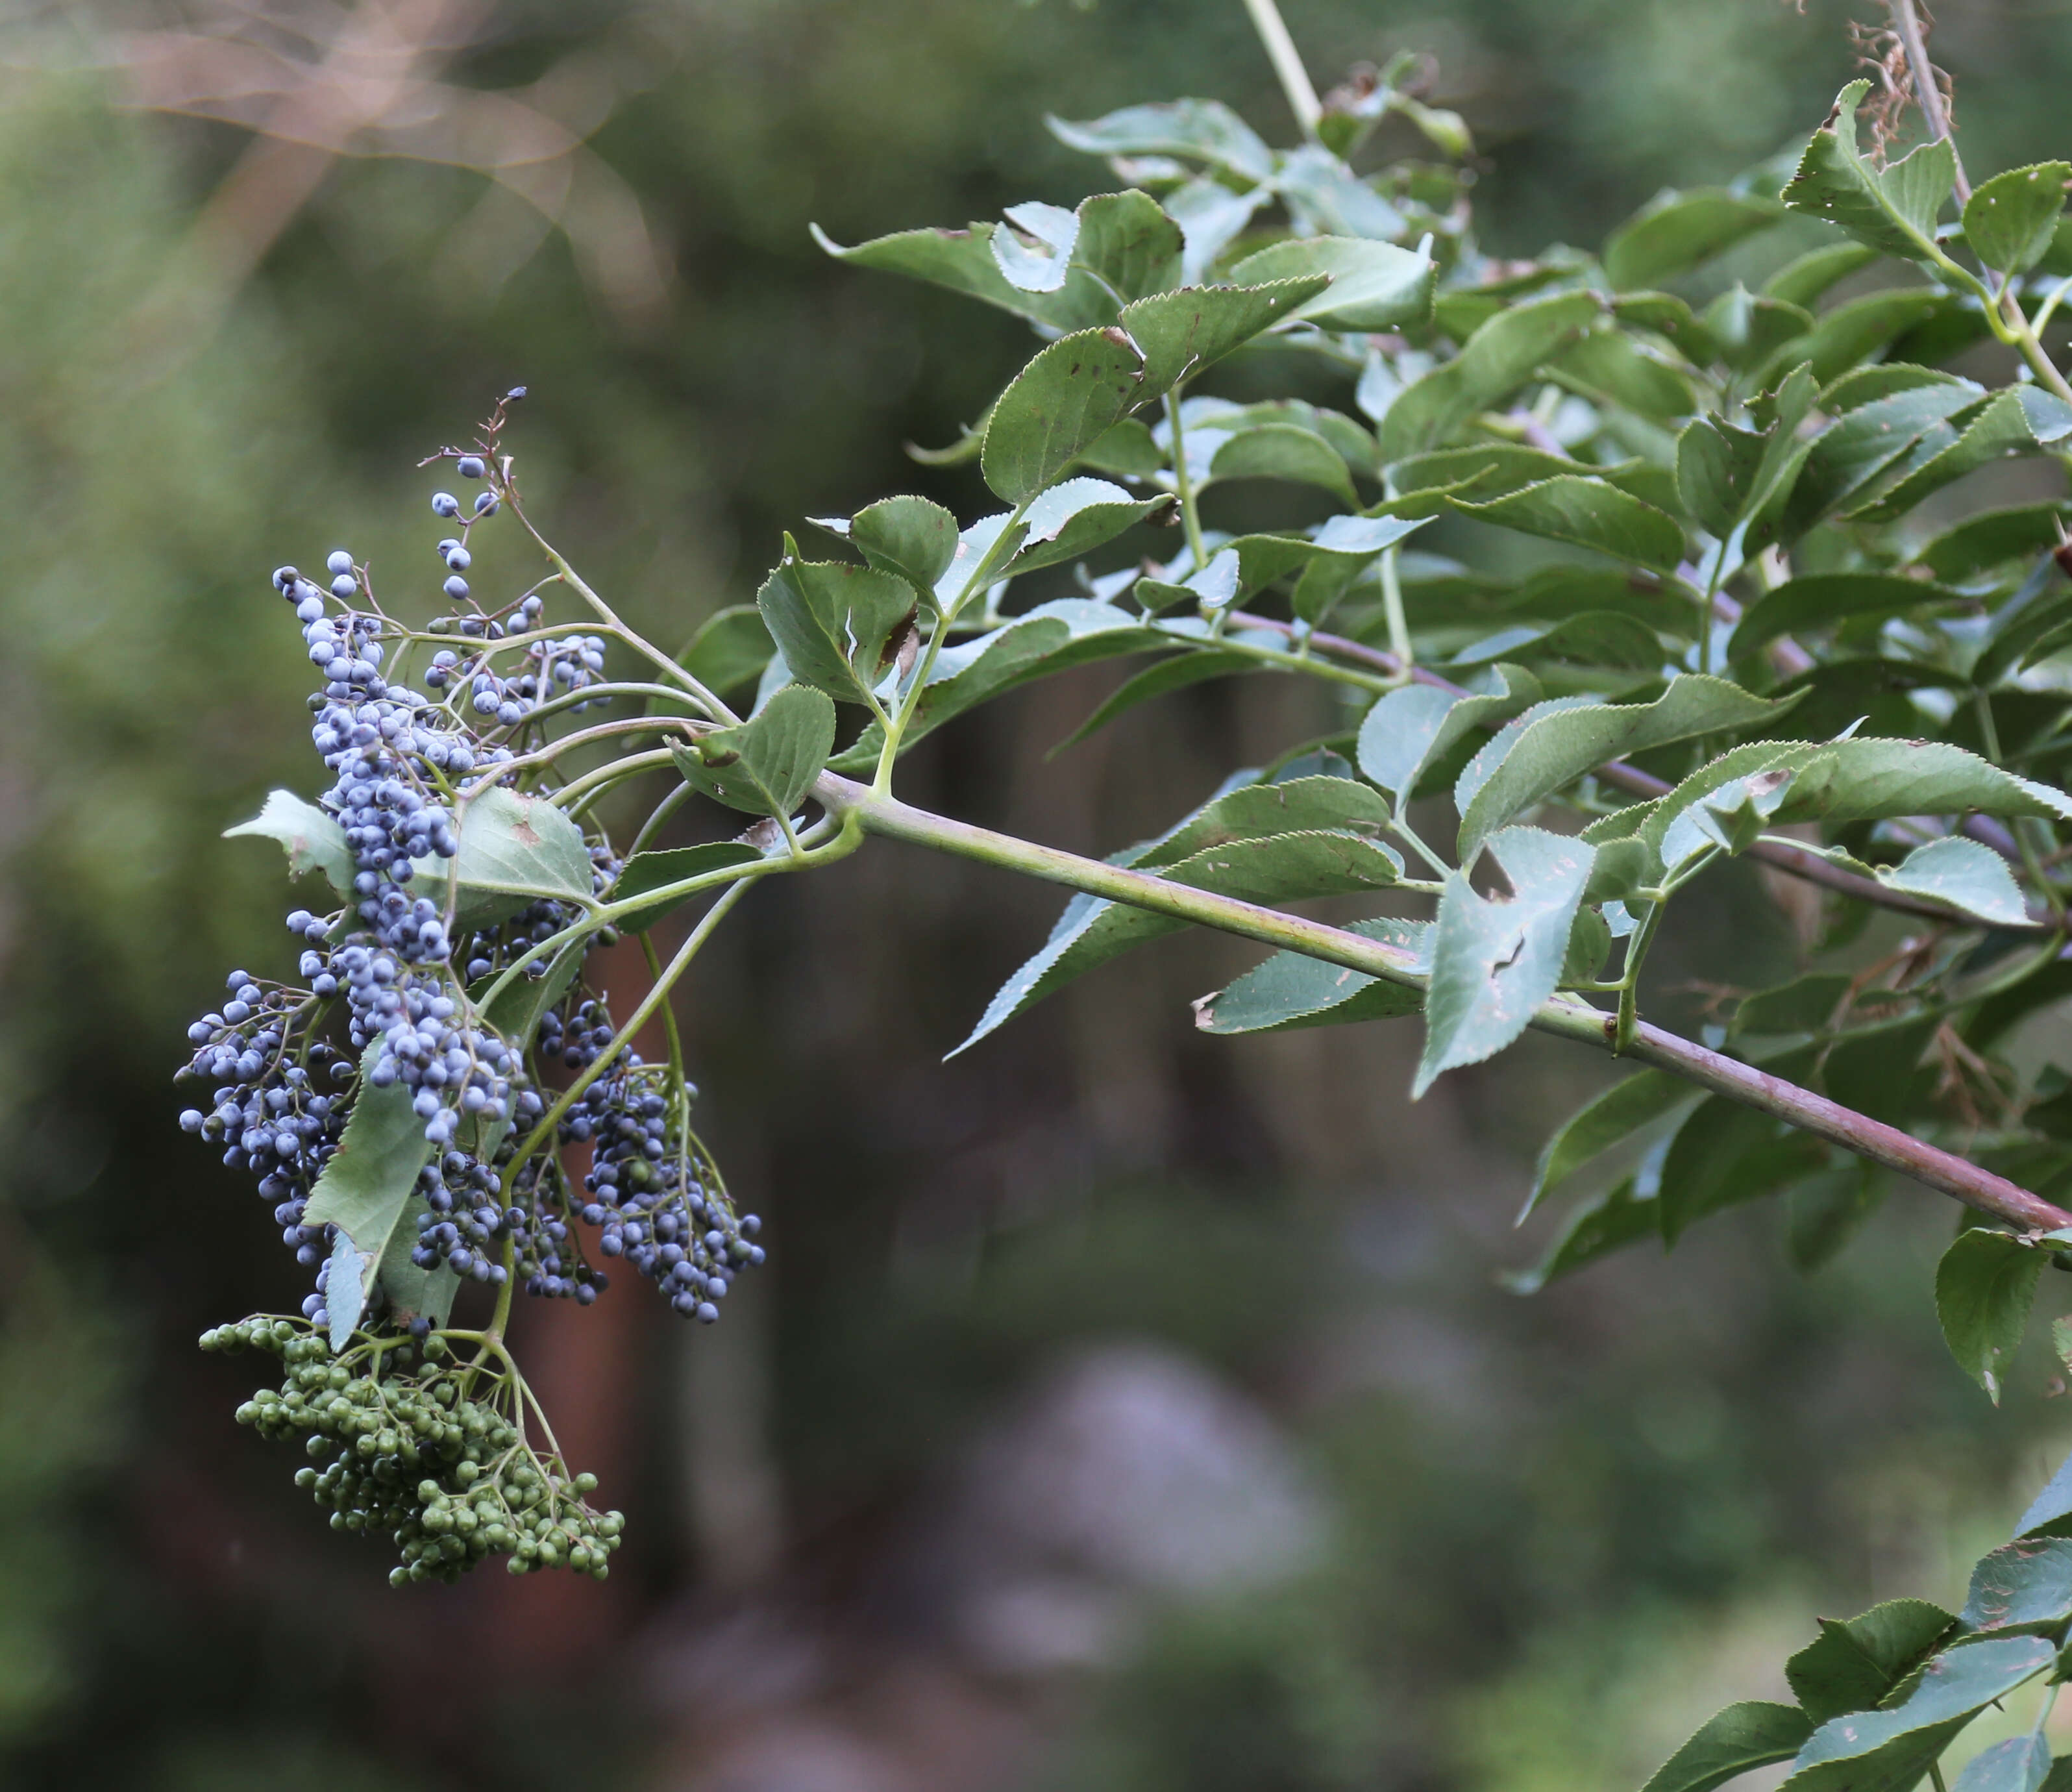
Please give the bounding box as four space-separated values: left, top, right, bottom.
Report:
10 1 2072 1787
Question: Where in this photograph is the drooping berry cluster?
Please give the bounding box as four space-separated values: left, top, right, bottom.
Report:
561 1049 763 1324
179 967 352 1273
205 1317 621 1584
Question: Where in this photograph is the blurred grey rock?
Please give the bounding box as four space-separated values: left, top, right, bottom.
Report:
923 1341 1328 1676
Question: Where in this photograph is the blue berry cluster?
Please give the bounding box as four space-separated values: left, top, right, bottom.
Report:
561 1051 763 1323
179 967 352 1272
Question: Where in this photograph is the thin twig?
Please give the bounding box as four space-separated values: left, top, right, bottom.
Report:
1239 0 1322 140
1886 0 1969 201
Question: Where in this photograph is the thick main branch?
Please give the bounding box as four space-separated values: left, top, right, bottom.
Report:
817 772 2069 1233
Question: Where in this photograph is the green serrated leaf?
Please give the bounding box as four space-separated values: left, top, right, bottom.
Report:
830 598 1165 773
1964 163 2072 275
1780 79 1958 264
1227 235 1437 330
956 826 1406 1056
1505 1174 1660 1293
1207 423 1357 504
848 495 961 603
1455 675 1791 860
1657 1094 1819 1245
1416 825 1595 1095
1379 290 1605 459
1918 504 2068 581
1951 1734 2051 1792
1959 1537 2072 1636
610 841 765 934
1879 837 2030 927
671 684 837 819
757 553 918 704
1937 1228 2045 1402
224 790 355 896
1727 574 1962 662
1603 187 1786 291
1072 189 1185 300
1786 1601 1957 1724
433 787 595 923
1011 477 1173 575
1193 917 1429 1036
809 219 1115 332
1118 279 1330 390
1356 667 1544 806
1637 1702 1812 1792
1781 1634 2054 1789
982 327 1148 504
1047 100 1277 182
1786 380 1985 534
1451 475 1686 572
1520 1071 1698 1225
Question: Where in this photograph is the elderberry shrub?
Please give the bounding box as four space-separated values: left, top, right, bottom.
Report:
204 1317 621 1583
183 396 766 1579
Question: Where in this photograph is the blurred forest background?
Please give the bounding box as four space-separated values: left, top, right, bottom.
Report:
6 1 2072 1788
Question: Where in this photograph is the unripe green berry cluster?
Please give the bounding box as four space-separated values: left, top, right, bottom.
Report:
202 1316 622 1584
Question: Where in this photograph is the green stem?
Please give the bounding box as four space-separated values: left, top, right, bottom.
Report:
1614 901 1667 1055
1379 544 1412 673
1163 390 1211 577
506 487 739 723
500 877 759 1182
872 497 1034 791
1239 0 1322 139
486 1236 517 1344
816 770 2068 1230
